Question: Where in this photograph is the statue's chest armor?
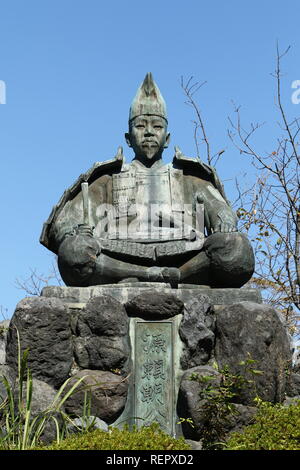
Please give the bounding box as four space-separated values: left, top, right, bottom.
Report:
111 165 187 241
135 168 171 207
112 169 136 209
112 165 184 209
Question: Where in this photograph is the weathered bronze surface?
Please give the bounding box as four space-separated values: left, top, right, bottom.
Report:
40 73 255 288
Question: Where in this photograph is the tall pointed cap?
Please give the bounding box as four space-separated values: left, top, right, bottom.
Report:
129 73 167 123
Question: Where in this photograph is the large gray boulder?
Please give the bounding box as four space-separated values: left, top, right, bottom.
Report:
19 377 64 445
6 297 73 388
73 295 130 373
0 364 15 404
1 366 55 423
67 416 109 434
76 295 128 337
64 369 129 424
74 335 129 372
214 301 292 404
125 291 184 319
22 378 59 414
0 374 64 445
286 371 300 397
0 320 10 365
179 294 215 370
177 365 221 440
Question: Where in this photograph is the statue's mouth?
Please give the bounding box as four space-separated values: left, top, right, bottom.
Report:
142 140 158 147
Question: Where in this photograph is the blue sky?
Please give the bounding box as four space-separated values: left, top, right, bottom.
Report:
0 0 299 318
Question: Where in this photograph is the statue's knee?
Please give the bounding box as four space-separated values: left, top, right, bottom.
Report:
57 235 99 286
204 232 252 259
204 232 255 287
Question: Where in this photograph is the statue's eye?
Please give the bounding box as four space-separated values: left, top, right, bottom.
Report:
153 122 163 128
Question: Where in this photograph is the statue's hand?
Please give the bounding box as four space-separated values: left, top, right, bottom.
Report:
211 208 237 233
76 223 94 237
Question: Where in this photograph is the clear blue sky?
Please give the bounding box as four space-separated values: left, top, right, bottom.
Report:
0 0 299 318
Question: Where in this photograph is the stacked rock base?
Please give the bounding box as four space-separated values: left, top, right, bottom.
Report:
1 283 298 440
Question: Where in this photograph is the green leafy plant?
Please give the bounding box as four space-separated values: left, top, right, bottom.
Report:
226 398 300 450
0 330 89 450
190 357 262 449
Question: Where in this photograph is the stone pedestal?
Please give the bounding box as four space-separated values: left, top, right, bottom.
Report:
40 283 262 306
40 284 263 435
4 283 295 440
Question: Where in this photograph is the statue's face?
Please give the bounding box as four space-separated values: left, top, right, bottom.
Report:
125 115 170 162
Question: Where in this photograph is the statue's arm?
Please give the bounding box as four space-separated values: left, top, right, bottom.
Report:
197 182 238 234
53 176 111 286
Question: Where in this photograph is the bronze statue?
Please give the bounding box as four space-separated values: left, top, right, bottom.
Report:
40 73 254 288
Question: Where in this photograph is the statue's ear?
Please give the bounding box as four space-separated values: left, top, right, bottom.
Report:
164 132 171 148
125 133 132 147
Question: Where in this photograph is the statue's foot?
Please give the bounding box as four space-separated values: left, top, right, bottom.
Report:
118 277 140 284
146 266 181 288
162 267 181 288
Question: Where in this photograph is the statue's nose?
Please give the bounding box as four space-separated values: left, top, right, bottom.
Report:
145 125 154 136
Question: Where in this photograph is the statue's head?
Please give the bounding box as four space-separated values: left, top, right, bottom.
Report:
125 73 170 165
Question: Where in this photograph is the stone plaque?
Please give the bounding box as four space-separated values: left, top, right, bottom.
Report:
134 321 174 434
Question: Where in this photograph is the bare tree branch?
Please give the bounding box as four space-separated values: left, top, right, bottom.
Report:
15 260 62 296
229 45 300 330
181 76 212 164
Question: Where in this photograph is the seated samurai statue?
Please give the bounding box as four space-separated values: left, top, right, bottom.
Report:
40 73 254 288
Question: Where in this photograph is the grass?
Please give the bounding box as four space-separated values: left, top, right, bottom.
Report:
0 330 89 450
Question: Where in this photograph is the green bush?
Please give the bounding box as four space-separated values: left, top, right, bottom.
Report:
35 423 191 451
226 399 300 450
189 357 262 449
